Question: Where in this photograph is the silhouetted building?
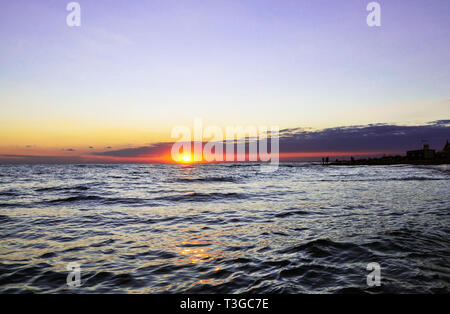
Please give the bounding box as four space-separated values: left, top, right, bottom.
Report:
443 140 450 152
332 140 449 165
406 143 435 160
437 139 450 158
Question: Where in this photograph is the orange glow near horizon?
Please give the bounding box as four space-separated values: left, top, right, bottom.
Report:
0 140 401 164
0 150 400 164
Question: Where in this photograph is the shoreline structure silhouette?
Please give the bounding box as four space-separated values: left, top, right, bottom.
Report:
330 140 450 166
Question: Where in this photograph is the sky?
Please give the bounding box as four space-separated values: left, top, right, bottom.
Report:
0 0 449 162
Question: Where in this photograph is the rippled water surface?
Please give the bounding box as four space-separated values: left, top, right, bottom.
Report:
0 163 449 293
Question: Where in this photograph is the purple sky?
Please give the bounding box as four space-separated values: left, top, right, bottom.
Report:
0 0 449 162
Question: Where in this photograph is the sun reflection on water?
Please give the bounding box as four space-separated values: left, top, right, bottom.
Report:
174 240 225 265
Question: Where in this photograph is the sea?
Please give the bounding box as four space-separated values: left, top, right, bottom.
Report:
0 163 449 293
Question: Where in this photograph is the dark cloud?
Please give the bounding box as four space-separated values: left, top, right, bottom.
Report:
93 143 172 157
92 120 449 159
430 119 450 126
278 120 449 153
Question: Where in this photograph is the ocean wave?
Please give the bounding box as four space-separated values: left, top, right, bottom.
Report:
274 208 310 218
319 176 447 182
0 202 34 209
43 195 153 207
279 163 317 168
0 189 20 197
47 195 103 203
0 214 16 224
175 176 236 183
155 192 248 202
278 238 372 260
36 185 90 192
396 176 447 181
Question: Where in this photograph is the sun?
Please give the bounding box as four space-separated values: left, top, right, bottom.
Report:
181 154 192 163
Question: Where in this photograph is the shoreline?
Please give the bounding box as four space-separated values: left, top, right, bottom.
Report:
330 158 450 166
